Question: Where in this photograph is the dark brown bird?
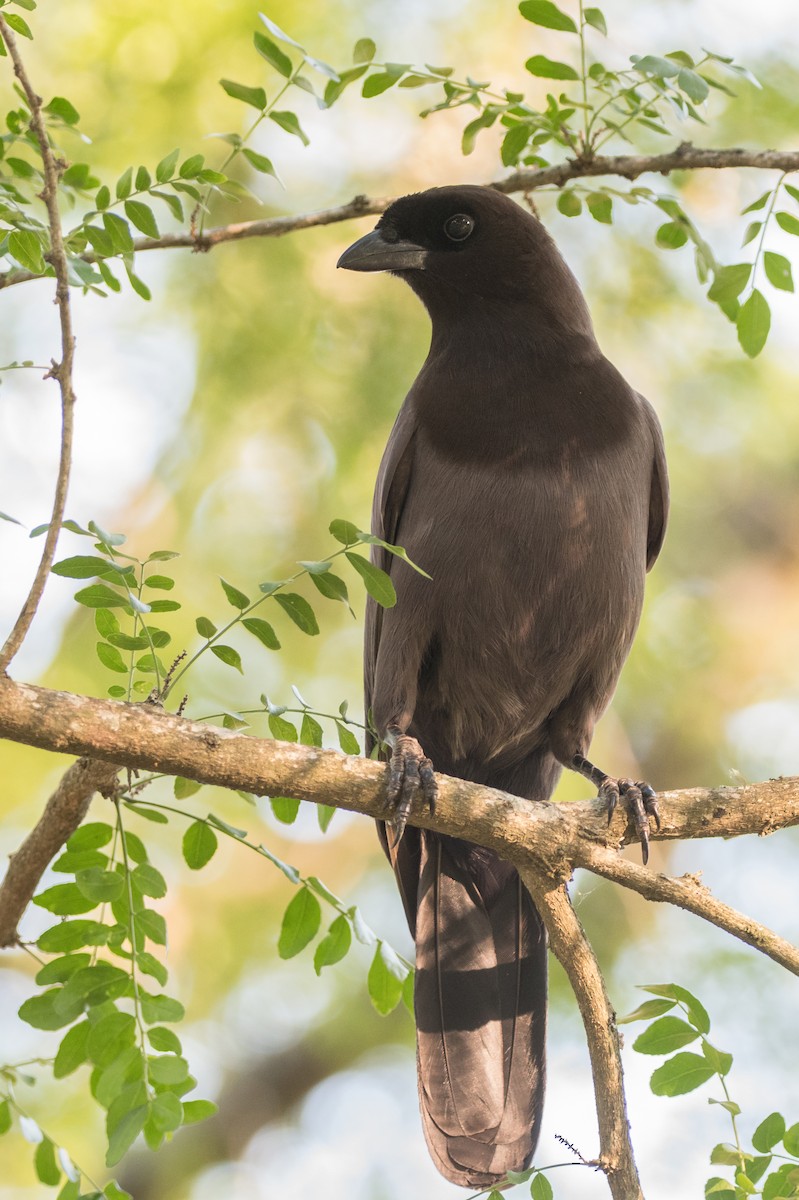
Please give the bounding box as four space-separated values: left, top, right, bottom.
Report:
338 185 668 1188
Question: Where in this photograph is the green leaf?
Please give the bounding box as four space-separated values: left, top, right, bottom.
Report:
96 642 128 673
702 1039 733 1076
174 776 201 799
220 79 267 110
36 953 92 984
52 555 117 579
737 289 770 358
329 518 359 544
362 67 407 97
195 616 216 638
677 68 709 102
632 1016 699 1055
148 1054 189 1085
649 1052 716 1096
617 998 675 1024
86 1012 136 1069
336 721 360 755
270 795 301 823
124 200 159 238
242 616 280 649
584 7 607 34
345 552 396 607
137 951 168 986
268 713 298 741
0 1099 11 1134
707 263 752 305
75 868 124 903
74 583 128 609
253 30 293 77
140 992 185 1024
314 914 352 974
353 37 376 63
269 110 309 144
241 148 278 179
0 510 23 526
34 882 97 915
317 803 335 832
8 229 45 273
45 95 80 125
178 153 205 178
131 864 167 899
775 211 799 236
742 220 762 246
278 887 322 958
106 1099 149 1167
105 1183 134 1200
182 821 218 870
753 1113 786 1153
764 250 794 292
155 148 180 182
524 55 579 80
182 1099 218 1125
135 909 167 946
368 942 405 1015
632 54 680 78
211 644 243 672
149 1090 183 1134
309 570 351 608
531 1173 554 1200
54 1019 91 1077
220 577 250 609
37 919 109 952
782 1122 799 1156
586 192 613 224
557 190 582 218
146 598 181 613
518 1 577 33
274 592 319 635
300 712 323 747
35 1137 61 1186
641 984 710 1033
656 222 688 249
5 12 33 37
19 990 78 1031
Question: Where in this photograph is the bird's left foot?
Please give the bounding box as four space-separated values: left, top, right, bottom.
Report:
572 753 660 864
385 726 437 847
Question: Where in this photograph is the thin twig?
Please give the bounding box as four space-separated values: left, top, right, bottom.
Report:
1 146 799 291
0 17 76 674
519 869 643 1200
581 846 799 975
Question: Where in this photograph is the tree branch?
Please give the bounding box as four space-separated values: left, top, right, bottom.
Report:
0 756 120 946
519 869 643 1200
1 145 798 291
0 17 76 674
0 676 797 961
580 846 799 974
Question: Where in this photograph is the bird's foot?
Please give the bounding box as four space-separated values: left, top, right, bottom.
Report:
572 753 660 864
385 728 437 847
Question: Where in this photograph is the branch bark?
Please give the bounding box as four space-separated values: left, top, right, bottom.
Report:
1 675 797 961
520 869 642 1200
1 145 798 291
0 16 76 674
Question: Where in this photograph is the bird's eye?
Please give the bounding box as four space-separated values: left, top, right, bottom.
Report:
443 213 475 243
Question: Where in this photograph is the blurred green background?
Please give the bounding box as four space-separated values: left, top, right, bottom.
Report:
1 1 798 1197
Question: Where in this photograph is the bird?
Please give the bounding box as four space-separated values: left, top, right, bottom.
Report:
337 184 668 1189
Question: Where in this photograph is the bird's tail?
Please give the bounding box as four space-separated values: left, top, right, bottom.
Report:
410 831 547 1188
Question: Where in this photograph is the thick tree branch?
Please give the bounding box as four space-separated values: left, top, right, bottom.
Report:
520 870 642 1200
0 17 76 673
1 676 797 960
1 145 798 291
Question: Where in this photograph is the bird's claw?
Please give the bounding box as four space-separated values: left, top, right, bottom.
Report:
386 734 437 847
599 776 660 865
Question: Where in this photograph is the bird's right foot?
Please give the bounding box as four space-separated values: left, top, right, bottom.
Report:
385 726 437 847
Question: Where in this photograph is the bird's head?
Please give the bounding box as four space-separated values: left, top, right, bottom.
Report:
337 185 593 340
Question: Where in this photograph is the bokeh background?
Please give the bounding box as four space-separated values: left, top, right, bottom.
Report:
1 0 798 1197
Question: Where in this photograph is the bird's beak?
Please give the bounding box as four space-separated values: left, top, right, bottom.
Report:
337 229 428 273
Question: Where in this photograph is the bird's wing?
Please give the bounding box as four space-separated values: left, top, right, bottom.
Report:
364 399 419 745
640 394 669 570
